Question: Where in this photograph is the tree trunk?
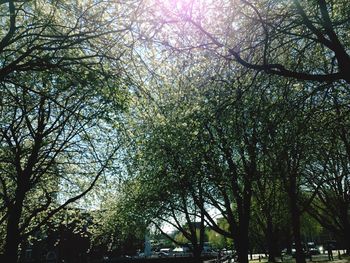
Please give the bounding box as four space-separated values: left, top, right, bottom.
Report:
340 206 350 255
192 247 202 263
289 190 305 263
235 222 249 263
345 238 350 256
4 187 26 263
342 222 350 255
266 218 278 262
291 214 305 263
18 240 28 263
286 227 292 254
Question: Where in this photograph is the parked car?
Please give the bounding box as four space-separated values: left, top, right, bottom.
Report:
291 243 307 258
157 251 169 258
172 247 192 257
159 248 172 254
201 247 218 257
307 242 321 255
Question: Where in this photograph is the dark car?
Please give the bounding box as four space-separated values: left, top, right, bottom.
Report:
291 243 308 258
307 242 320 255
157 251 169 258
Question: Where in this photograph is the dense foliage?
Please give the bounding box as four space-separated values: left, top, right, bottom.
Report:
0 0 349 262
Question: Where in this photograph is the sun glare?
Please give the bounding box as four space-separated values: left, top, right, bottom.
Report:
156 0 214 15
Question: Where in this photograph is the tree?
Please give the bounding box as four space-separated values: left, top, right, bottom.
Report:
127 64 272 263
0 1 131 261
206 219 234 250
0 68 125 262
141 0 350 83
0 0 114 80
97 1 350 260
305 84 350 254
124 110 209 263
90 192 146 257
251 171 290 262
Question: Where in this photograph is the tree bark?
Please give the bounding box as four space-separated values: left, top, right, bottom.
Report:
192 248 202 263
291 211 305 263
342 220 350 255
235 221 249 263
289 183 305 263
4 186 26 263
266 217 279 262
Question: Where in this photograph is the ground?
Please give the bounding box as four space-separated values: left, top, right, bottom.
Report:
248 253 349 263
